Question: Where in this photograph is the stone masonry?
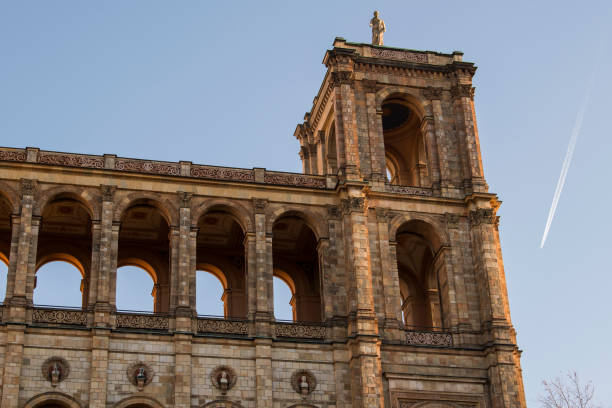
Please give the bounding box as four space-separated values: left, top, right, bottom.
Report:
0 37 526 408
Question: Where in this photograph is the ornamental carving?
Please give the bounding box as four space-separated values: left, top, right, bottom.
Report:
275 323 326 339
178 191 192 208
370 48 428 63
252 198 268 214
385 184 433 196
264 173 326 189
445 213 460 230
0 149 26 162
190 165 255 182
32 308 87 326
41 357 70 387
126 361 154 391
450 84 475 99
290 369 317 396
100 185 116 202
422 87 443 100
20 178 36 197
116 313 169 330
468 208 496 226
341 197 365 214
405 330 453 347
197 318 248 335
39 152 104 169
330 71 353 87
210 365 237 395
115 159 180 176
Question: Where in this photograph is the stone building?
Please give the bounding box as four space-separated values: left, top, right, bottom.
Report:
0 37 526 408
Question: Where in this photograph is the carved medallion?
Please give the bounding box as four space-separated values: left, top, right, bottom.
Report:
210 365 237 395
41 357 69 387
126 361 154 391
290 369 316 396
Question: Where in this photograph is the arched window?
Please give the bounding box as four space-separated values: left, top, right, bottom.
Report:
196 208 246 319
382 96 429 187
272 214 321 322
34 260 83 308
395 220 443 329
0 193 11 303
273 274 294 321
118 201 170 313
196 270 225 316
116 265 155 312
0 258 8 304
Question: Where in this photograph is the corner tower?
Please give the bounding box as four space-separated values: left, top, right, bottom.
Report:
295 37 526 408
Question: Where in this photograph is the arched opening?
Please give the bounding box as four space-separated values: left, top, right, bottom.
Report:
325 120 338 175
395 220 443 329
34 260 83 307
118 202 170 313
116 265 155 312
196 269 226 316
272 214 321 322
196 208 246 318
36 195 92 308
0 193 11 303
23 391 83 408
382 96 429 186
273 274 295 321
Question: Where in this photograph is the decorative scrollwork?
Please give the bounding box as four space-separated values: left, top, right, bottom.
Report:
385 184 433 196
32 308 87 326
0 149 26 162
275 323 326 339
371 48 428 63
190 165 255 182
116 313 169 330
39 152 104 169
197 318 248 335
115 159 180 176
405 330 452 347
264 172 326 189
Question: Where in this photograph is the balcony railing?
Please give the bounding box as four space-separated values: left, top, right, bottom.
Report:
196 315 248 336
115 310 169 331
404 325 452 347
31 305 88 326
274 320 327 340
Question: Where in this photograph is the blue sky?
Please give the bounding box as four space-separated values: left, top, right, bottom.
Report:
1 1 611 405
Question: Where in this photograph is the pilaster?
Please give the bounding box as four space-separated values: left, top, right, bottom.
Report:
0 324 25 408
252 199 272 337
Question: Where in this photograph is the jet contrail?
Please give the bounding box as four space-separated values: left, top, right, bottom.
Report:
540 72 595 248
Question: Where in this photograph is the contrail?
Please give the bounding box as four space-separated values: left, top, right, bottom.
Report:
540 72 595 248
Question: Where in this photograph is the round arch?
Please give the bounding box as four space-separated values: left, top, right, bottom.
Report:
388 213 448 250
200 400 244 408
375 87 428 117
286 404 320 408
273 268 296 295
113 395 165 408
0 182 19 215
193 199 253 233
23 391 83 408
118 257 159 284
267 207 327 240
34 187 98 219
197 263 228 289
114 194 178 226
36 253 86 277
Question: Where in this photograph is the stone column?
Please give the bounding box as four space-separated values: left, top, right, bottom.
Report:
317 238 332 321
421 88 443 193
332 71 361 179
342 193 384 408
168 225 180 314
107 220 120 311
175 192 193 331
254 338 272 408
3 215 21 308
252 199 272 336
0 325 25 408
428 90 457 195
363 80 385 182
89 329 110 408
174 333 192 407
444 213 472 331
245 232 257 323
88 220 101 310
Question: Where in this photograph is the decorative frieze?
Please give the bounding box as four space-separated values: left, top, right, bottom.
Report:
32 307 87 326
422 86 444 100
0 149 26 162
275 322 326 339
39 152 104 169
370 47 428 63
450 84 475 99
115 312 169 330
385 184 433 196
196 318 249 335
469 208 497 226
190 165 255 182
115 159 180 176
264 172 326 189
405 330 453 347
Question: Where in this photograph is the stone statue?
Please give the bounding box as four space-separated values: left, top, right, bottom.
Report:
370 11 386 46
299 375 309 394
50 362 61 386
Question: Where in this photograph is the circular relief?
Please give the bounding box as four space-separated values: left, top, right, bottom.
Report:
290 369 317 396
41 357 70 386
210 365 237 394
126 361 154 388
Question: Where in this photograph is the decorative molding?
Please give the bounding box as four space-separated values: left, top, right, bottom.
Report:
450 84 475 100
39 152 104 169
290 369 317 396
210 365 237 395
115 313 169 330
41 357 70 387
196 318 248 335
100 185 116 202
190 165 255 182
275 322 326 339
341 197 366 214
178 191 192 209
252 198 268 215
32 307 87 326
385 184 433 196
445 213 460 230
0 149 26 162
20 178 36 197
468 208 496 226
126 361 154 391
264 172 326 189
115 159 180 176
370 48 429 64
330 71 353 87
405 330 453 347
422 86 443 100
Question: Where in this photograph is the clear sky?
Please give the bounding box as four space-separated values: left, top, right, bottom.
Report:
1 1 611 405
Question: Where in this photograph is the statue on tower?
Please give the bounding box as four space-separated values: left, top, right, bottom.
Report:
370 10 386 46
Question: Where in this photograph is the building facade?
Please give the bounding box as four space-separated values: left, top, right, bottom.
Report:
0 38 526 408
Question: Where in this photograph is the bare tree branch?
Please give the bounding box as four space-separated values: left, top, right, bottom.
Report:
539 371 599 408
